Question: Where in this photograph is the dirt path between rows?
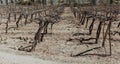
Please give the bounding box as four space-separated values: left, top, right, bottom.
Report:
0 51 66 64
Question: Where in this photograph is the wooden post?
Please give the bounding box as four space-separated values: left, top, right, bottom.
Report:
0 0 3 4
5 0 8 5
110 0 113 4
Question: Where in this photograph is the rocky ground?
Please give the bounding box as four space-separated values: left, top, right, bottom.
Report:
0 7 120 64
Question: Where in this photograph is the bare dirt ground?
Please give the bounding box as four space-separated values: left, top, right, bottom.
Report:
0 7 120 64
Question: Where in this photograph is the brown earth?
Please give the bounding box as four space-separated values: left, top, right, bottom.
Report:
0 7 120 64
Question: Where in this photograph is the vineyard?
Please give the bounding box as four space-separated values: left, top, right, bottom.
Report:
0 3 120 64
